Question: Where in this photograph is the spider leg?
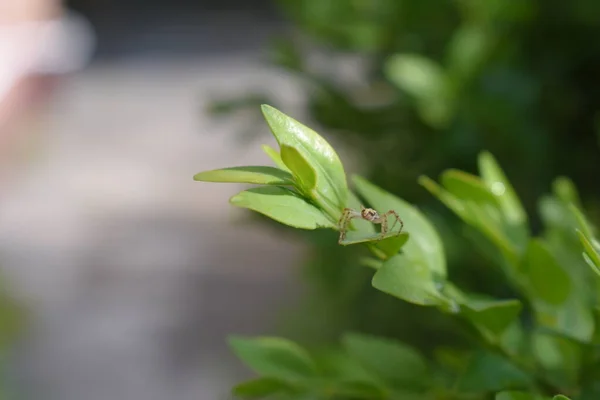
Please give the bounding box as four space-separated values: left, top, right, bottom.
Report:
384 210 404 236
338 208 359 244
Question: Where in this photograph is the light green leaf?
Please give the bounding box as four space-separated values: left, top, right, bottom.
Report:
570 205 595 240
371 254 449 306
230 186 335 229
353 175 446 279
342 333 429 389
262 144 290 172
194 166 294 185
478 151 528 227
459 352 532 392
229 336 317 382
281 145 317 193
232 377 290 398
261 105 348 219
521 239 571 305
553 396 571 400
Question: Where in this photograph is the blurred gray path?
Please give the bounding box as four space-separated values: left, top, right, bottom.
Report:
0 56 309 400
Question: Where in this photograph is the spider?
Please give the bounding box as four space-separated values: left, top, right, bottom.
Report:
338 206 404 244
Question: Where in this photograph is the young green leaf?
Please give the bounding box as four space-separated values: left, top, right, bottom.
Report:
232 377 291 398
194 166 294 185
230 186 335 229
521 239 571 305
261 105 348 218
353 175 447 279
262 144 290 172
342 333 429 389
478 151 528 227
228 336 317 382
577 230 600 276
371 255 449 306
281 145 317 193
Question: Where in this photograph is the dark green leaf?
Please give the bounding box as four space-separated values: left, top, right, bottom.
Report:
233 377 290 398
342 333 429 389
458 352 532 392
230 186 335 229
281 145 317 193
261 105 348 218
229 336 317 381
354 175 446 279
462 298 522 336
194 166 294 185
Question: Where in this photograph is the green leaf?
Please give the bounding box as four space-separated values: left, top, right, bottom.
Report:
386 54 447 100
194 166 294 185
478 152 528 227
444 284 521 336
458 352 532 392
261 105 348 218
441 169 501 207
371 254 449 306
385 54 453 128
281 145 317 193
462 298 522 336
553 176 581 207
553 396 571 400
326 380 388 399
340 231 408 247
233 377 290 398
367 233 410 260
419 174 517 266
262 144 290 172
353 175 447 280
446 24 493 79
577 230 600 275
230 186 335 229
229 336 317 381
495 391 541 400
342 333 429 389
521 239 571 305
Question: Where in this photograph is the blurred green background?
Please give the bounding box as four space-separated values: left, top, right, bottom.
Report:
211 0 600 353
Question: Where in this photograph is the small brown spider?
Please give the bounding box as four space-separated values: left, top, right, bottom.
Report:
338 205 404 244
